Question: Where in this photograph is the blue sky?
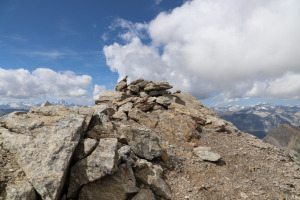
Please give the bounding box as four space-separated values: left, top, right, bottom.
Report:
0 0 299 107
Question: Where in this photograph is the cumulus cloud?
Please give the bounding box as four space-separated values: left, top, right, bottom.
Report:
104 0 300 100
0 68 92 100
109 18 148 42
93 84 106 100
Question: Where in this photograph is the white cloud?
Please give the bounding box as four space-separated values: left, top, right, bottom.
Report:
0 68 92 100
104 0 300 100
109 18 148 42
93 84 106 100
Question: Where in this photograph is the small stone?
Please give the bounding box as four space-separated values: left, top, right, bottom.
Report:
139 91 148 98
129 78 144 86
119 102 133 113
144 82 173 91
128 85 140 93
115 76 128 91
134 102 155 112
193 146 221 162
112 111 127 121
240 192 248 199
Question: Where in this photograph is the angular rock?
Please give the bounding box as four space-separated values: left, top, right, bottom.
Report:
139 91 148 98
73 138 99 161
0 107 93 200
135 159 171 199
134 102 156 112
116 97 137 107
68 138 118 198
149 90 169 96
112 111 127 121
129 127 161 160
156 111 200 141
144 82 173 91
78 164 139 200
128 85 140 94
128 108 158 128
119 102 133 113
118 145 135 166
129 78 144 86
115 76 128 91
95 90 126 104
156 95 175 107
5 179 37 200
193 146 221 162
137 80 149 89
136 96 149 103
132 189 156 200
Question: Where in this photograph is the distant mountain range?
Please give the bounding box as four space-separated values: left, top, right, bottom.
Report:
0 100 79 117
213 103 300 138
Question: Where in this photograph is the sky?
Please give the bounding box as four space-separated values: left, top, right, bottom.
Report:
0 0 299 107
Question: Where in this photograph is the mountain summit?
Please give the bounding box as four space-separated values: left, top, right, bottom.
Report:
1 78 300 200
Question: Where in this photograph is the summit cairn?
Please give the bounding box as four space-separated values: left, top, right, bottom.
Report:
0 77 300 200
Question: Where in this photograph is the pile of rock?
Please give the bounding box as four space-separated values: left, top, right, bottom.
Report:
95 76 179 113
1 77 300 200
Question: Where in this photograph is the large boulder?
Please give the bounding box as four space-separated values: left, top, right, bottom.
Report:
78 164 139 200
129 127 162 160
68 138 118 198
0 107 93 200
135 159 171 199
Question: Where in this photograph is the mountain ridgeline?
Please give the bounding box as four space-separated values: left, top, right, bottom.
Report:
263 124 300 159
214 104 300 139
1 78 300 200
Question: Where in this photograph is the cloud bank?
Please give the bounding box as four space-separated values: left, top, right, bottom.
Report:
104 0 300 100
0 68 93 101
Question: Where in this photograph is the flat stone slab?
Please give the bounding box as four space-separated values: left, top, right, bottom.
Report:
193 146 221 162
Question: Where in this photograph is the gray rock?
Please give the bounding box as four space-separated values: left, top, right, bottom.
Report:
116 97 137 107
128 85 140 93
137 80 149 89
129 127 161 160
119 102 133 113
112 111 127 121
73 138 99 161
136 96 149 103
0 107 93 200
135 159 171 199
139 91 148 98
115 76 128 91
41 101 52 107
148 90 169 96
95 90 126 104
147 97 156 103
134 102 156 112
129 78 144 86
68 138 118 198
144 82 173 91
193 146 221 162
132 189 156 200
78 164 139 200
5 179 37 200
156 95 175 107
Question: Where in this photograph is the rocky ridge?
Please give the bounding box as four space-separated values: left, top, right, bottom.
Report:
0 77 300 200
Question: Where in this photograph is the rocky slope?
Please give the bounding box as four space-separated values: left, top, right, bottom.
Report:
214 103 300 139
1 77 300 200
263 124 300 159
